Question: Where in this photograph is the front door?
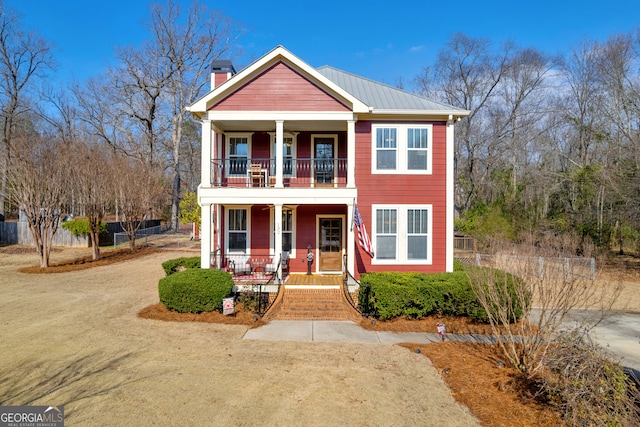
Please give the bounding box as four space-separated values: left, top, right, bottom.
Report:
314 138 335 186
319 217 342 271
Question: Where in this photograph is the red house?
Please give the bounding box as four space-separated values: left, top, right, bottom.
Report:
187 46 469 284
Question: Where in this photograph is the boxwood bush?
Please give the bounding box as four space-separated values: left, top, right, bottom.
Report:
161 256 201 276
359 266 523 322
159 268 233 313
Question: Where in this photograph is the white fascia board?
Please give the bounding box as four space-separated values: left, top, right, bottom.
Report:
370 109 471 117
190 46 370 114
205 111 356 122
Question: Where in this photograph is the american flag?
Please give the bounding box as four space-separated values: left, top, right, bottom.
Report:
354 205 374 258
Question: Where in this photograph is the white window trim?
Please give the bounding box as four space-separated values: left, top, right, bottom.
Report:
224 205 251 254
371 124 433 174
371 204 432 265
269 206 297 259
225 132 253 177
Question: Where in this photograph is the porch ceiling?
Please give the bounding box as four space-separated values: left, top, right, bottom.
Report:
212 119 348 132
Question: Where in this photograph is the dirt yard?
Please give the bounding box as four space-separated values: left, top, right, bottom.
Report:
0 246 481 426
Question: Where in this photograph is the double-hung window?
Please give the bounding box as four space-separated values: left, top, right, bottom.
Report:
372 124 432 174
270 208 295 255
281 208 293 252
407 209 428 260
375 208 397 260
228 208 247 252
372 205 432 264
227 134 250 176
375 128 397 170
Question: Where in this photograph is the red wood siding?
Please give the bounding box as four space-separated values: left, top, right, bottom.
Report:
211 62 351 112
354 120 449 274
250 206 271 252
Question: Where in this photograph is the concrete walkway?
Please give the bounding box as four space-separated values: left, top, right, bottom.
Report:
244 316 640 371
243 320 496 345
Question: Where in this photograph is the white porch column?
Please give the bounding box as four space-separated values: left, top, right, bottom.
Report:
201 120 212 186
347 120 356 188
200 203 212 268
347 202 355 275
274 203 283 280
446 116 455 272
275 120 284 188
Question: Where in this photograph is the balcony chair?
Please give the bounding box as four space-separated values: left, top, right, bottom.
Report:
249 163 265 187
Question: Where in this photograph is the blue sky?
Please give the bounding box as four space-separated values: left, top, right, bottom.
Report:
6 0 640 89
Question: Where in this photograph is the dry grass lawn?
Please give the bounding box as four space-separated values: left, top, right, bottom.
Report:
2 241 639 426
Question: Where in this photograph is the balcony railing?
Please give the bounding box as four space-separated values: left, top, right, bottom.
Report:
210 158 349 188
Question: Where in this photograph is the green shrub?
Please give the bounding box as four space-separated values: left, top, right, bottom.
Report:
158 269 233 313
61 218 107 236
359 270 513 322
162 256 201 276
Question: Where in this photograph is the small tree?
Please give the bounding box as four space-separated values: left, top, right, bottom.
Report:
113 155 164 251
178 190 200 236
71 142 114 260
8 135 69 267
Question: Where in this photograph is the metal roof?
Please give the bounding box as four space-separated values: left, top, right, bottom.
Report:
316 65 467 113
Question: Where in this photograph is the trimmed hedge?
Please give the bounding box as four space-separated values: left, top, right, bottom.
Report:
359 267 523 322
161 256 201 276
159 269 233 313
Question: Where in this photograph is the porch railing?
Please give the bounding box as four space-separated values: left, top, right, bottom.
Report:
231 253 283 316
342 254 366 316
210 158 349 188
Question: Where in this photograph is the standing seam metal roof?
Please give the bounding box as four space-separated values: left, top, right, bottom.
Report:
316 65 466 113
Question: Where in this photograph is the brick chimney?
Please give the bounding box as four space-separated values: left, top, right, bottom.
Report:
210 60 236 90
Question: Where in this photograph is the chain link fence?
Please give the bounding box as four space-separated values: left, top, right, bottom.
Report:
458 253 595 281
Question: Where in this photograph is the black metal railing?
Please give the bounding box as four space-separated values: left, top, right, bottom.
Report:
234 254 283 316
210 157 349 188
342 254 368 316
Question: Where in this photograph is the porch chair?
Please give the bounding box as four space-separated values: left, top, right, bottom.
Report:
265 251 289 274
249 163 264 187
230 256 252 275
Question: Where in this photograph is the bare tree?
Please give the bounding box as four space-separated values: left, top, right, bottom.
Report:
415 33 513 215
7 134 69 267
146 0 240 231
71 142 114 260
466 235 621 376
113 155 165 251
0 2 54 220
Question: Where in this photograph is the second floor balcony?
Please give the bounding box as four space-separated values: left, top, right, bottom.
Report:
209 157 349 188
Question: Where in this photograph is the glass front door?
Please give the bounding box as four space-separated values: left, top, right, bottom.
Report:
319 217 342 271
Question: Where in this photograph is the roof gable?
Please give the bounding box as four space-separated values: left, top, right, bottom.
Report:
189 46 369 115
211 62 350 112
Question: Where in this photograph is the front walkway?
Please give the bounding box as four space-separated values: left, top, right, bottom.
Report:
243 320 498 345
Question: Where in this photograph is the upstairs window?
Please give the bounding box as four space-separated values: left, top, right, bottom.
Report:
375 128 397 170
372 124 432 174
227 134 250 176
